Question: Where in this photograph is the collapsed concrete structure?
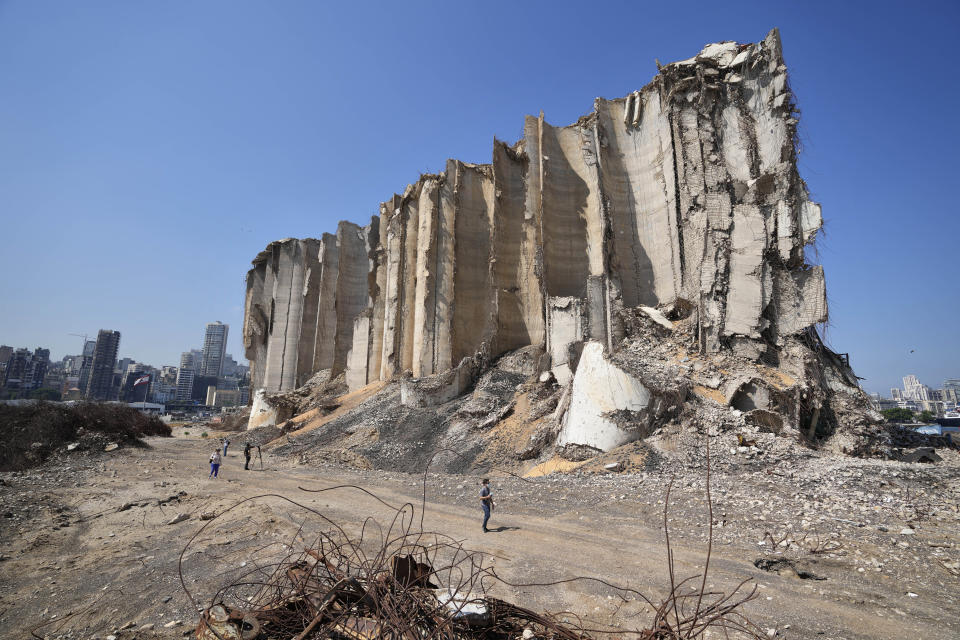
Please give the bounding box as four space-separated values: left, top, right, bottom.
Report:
243 30 868 456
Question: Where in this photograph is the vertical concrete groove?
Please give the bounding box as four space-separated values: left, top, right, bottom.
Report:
667 107 687 292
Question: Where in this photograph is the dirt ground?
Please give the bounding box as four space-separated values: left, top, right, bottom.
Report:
1 430 958 640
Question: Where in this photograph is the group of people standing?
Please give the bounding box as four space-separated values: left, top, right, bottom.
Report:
206 440 499 535
208 438 260 478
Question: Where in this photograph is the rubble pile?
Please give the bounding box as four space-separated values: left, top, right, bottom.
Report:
192 544 582 640
0 401 170 471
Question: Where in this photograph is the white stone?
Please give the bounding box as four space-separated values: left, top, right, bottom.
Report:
638 306 674 330
730 48 751 67
698 41 738 66
551 363 573 386
799 201 822 244
248 388 279 429
557 342 651 452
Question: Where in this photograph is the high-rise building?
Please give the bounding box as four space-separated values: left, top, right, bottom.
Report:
222 353 240 377
180 350 200 372
77 340 96 394
2 347 50 391
159 366 179 385
85 330 121 401
175 368 195 401
201 321 229 378
62 354 84 376
890 388 902 401
3 349 30 389
29 348 50 390
175 349 202 402
116 357 135 377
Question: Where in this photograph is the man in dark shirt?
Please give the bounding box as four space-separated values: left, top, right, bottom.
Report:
244 442 252 470
479 478 494 533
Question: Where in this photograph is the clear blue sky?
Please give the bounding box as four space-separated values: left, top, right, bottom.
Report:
1 1 957 395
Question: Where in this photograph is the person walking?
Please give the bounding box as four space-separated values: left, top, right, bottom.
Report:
244 442 252 470
479 478 494 533
209 450 222 478
222 438 230 457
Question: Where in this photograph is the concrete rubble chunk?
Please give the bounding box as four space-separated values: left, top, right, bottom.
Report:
638 306 674 331
556 342 651 452
698 41 739 66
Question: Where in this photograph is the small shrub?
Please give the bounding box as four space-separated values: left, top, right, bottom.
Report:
201 432 208 438
184 431 190 435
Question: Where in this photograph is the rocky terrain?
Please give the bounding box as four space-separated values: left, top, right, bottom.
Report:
1 430 958 640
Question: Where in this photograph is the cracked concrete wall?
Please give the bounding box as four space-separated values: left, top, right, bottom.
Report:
491 141 544 354
244 28 829 402
311 234 339 374
596 90 682 310
333 222 371 376
243 238 319 394
294 238 322 387
451 161 496 366
411 177 441 378
243 249 270 392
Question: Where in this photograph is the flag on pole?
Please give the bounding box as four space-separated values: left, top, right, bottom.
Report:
133 374 151 387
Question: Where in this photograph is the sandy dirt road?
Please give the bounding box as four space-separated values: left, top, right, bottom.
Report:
1 433 956 640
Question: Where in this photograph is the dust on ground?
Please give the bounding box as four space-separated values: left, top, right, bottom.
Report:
1 430 958 640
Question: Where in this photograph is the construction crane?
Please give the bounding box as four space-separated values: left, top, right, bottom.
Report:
68 333 91 352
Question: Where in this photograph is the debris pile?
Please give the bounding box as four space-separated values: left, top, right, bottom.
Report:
0 401 170 471
194 548 580 640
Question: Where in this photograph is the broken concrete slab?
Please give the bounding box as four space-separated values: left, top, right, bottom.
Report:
400 356 483 408
556 342 653 452
638 306 674 331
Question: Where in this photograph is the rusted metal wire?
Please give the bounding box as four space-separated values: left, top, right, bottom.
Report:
181 435 763 639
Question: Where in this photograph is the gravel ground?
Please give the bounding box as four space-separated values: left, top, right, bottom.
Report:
1 431 958 640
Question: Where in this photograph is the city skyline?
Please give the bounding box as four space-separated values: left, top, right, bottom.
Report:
2 317 246 384
1 2 958 394
1 316 249 404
